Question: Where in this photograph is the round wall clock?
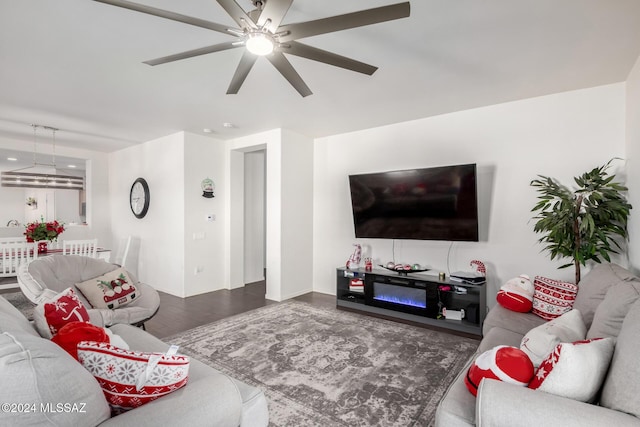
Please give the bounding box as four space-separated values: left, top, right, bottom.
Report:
130 177 150 219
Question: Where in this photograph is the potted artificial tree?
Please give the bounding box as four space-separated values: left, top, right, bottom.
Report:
530 159 632 284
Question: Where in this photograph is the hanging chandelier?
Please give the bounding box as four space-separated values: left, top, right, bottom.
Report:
0 124 84 190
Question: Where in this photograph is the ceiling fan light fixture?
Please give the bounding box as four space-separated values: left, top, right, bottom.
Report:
245 32 274 56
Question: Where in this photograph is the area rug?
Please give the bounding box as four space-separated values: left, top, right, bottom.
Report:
2 291 35 320
165 300 479 427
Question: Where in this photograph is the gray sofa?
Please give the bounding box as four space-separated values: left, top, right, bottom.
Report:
436 263 640 426
0 287 268 426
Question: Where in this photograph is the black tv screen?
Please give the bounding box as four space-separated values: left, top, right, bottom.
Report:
348 163 479 241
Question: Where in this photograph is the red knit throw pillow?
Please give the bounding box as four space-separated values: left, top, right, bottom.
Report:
51 321 110 360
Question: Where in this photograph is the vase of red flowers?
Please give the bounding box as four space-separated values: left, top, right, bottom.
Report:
24 217 65 253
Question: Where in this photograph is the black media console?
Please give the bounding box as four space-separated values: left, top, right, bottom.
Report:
336 267 486 336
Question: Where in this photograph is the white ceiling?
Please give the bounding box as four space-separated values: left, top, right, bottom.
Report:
1 0 640 153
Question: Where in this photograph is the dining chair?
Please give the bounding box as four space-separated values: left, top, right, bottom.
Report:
112 235 132 268
0 241 38 289
62 238 98 258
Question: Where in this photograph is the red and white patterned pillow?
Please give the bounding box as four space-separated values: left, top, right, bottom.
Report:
528 338 614 402
76 268 139 310
531 276 578 320
77 341 189 412
34 287 90 338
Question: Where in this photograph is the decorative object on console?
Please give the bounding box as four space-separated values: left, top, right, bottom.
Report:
520 309 586 367
450 260 487 284
442 307 465 320
379 263 430 275
496 274 534 313
528 337 615 403
349 278 364 293
531 159 632 284
531 275 578 320
201 177 215 198
75 268 139 310
345 243 362 270
24 216 65 253
464 345 534 397
470 260 486 276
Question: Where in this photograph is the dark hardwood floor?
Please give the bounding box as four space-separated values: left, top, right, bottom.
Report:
144 281 335 339
143 281 479 341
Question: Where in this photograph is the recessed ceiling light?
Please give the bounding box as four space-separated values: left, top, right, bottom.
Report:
223 122 235 128
7 157 17 161
203 128 213 133
68 164 76 168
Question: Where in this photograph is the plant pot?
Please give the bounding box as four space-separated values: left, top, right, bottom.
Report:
37 241 48 254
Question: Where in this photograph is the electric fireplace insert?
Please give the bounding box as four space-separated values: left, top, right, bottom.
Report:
364 274 439 318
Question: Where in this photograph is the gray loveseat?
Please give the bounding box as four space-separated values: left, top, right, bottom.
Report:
436 263 640 426
0 276 269 426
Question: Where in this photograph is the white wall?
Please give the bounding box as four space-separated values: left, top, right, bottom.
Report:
313 83 626 305
626 54 640 273
280 129 314 300
244 150 266 284
108 132 185 296
183 133 226 296
226 129 314 301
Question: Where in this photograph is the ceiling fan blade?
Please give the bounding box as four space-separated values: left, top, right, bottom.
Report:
94 0 236 35
144 41 241 66
226 51 259 94
277 2 410 43
266 52 312 97
257 0 293 33
216 0 257 29
283 41 377 75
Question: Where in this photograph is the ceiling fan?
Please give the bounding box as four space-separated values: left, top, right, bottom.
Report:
94 0 411 97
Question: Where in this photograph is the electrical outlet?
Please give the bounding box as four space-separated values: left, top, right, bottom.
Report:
206 214 216 222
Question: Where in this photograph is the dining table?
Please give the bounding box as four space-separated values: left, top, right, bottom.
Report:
0 247 112 291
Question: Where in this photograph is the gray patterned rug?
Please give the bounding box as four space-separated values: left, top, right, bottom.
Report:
165 300 478 427
1 291 35 320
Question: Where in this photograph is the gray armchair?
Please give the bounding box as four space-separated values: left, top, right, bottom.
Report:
18 255 159 327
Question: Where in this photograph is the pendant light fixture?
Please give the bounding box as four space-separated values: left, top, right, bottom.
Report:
0 124 84 190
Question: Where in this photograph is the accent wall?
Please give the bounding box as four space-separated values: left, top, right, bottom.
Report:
312 83 626 305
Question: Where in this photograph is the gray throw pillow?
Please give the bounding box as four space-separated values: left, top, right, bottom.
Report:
573 263 638 329
0 331 110 426
600 299 640 417
587 280 640 339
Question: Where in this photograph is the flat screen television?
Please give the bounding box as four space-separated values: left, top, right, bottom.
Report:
348 163 479 241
